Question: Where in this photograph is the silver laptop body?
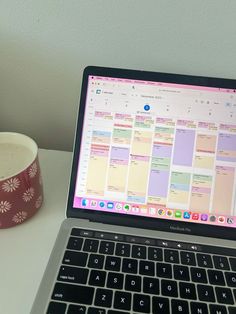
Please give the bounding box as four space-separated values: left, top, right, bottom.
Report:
31 66 236 314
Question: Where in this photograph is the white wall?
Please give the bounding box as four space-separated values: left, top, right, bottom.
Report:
1 0 236 151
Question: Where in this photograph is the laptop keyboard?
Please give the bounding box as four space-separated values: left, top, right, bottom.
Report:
47 228 236 314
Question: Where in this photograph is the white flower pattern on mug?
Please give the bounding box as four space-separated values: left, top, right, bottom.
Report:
29 163 37 178
22 187 34 202
35 195 43 209
2 178 20 192
12 211 28 223
0 201 12 213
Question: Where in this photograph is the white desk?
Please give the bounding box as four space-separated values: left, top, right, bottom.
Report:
0 149 72 314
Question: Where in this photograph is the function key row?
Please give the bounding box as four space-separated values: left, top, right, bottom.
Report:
71 228 198 251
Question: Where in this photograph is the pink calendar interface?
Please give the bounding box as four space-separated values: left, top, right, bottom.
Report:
74 75 236 228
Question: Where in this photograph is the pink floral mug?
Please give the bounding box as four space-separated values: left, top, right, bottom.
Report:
0 132 43 228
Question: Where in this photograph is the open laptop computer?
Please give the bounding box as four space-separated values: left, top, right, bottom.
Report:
31 66 236 314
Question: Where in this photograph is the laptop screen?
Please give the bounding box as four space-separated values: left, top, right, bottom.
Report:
72 68 236 230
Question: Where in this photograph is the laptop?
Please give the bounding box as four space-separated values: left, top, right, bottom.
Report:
31 66 236 314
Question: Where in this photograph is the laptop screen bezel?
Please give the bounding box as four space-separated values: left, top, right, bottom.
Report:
67 66 236 240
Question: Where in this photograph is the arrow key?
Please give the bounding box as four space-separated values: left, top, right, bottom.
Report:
68 304 86 313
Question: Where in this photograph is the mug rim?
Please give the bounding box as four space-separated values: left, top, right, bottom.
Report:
0 132 38 181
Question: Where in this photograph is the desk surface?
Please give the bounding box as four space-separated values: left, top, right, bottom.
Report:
0 149 72 314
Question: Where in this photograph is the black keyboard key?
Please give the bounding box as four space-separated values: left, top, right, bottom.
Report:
156 262 172 278
132 245 146 259
191 267 207 283
89 270 106 287
215 287 234 304
229 307 236 314
68 304 86 314
164 249 179 263
161 279 178 297
52 282 94 305
197 284 215 302
88 254 105 269
209 304 227 314
133 293 150 313
179 282 197 300
148 247 163 261
180 251 196 266
88 254 104 269
58 266 88 284
47 301 66 314
225 272 236 287
114 291 131 311
125 274 141 292
213 255 230 270
143 277 159 294
63 251 88 267
115 243 130 257
174 265 190 281
88 308 106 314
83 239 99 252
99 241 115 255
139 260 155 276
108 311 129 314
122 258 137 274
208 269 225 286
105 256 121 271
94 288 113 307
197 253 213 268
67 237 83 251
190 302 208 314
107 272 124 290
230 258 236 271
171 299 189 314
153 297 170 314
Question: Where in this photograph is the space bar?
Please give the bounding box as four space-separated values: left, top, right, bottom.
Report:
52 282 94 305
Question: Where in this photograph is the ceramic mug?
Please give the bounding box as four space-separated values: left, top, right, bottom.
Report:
0 132 43 228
